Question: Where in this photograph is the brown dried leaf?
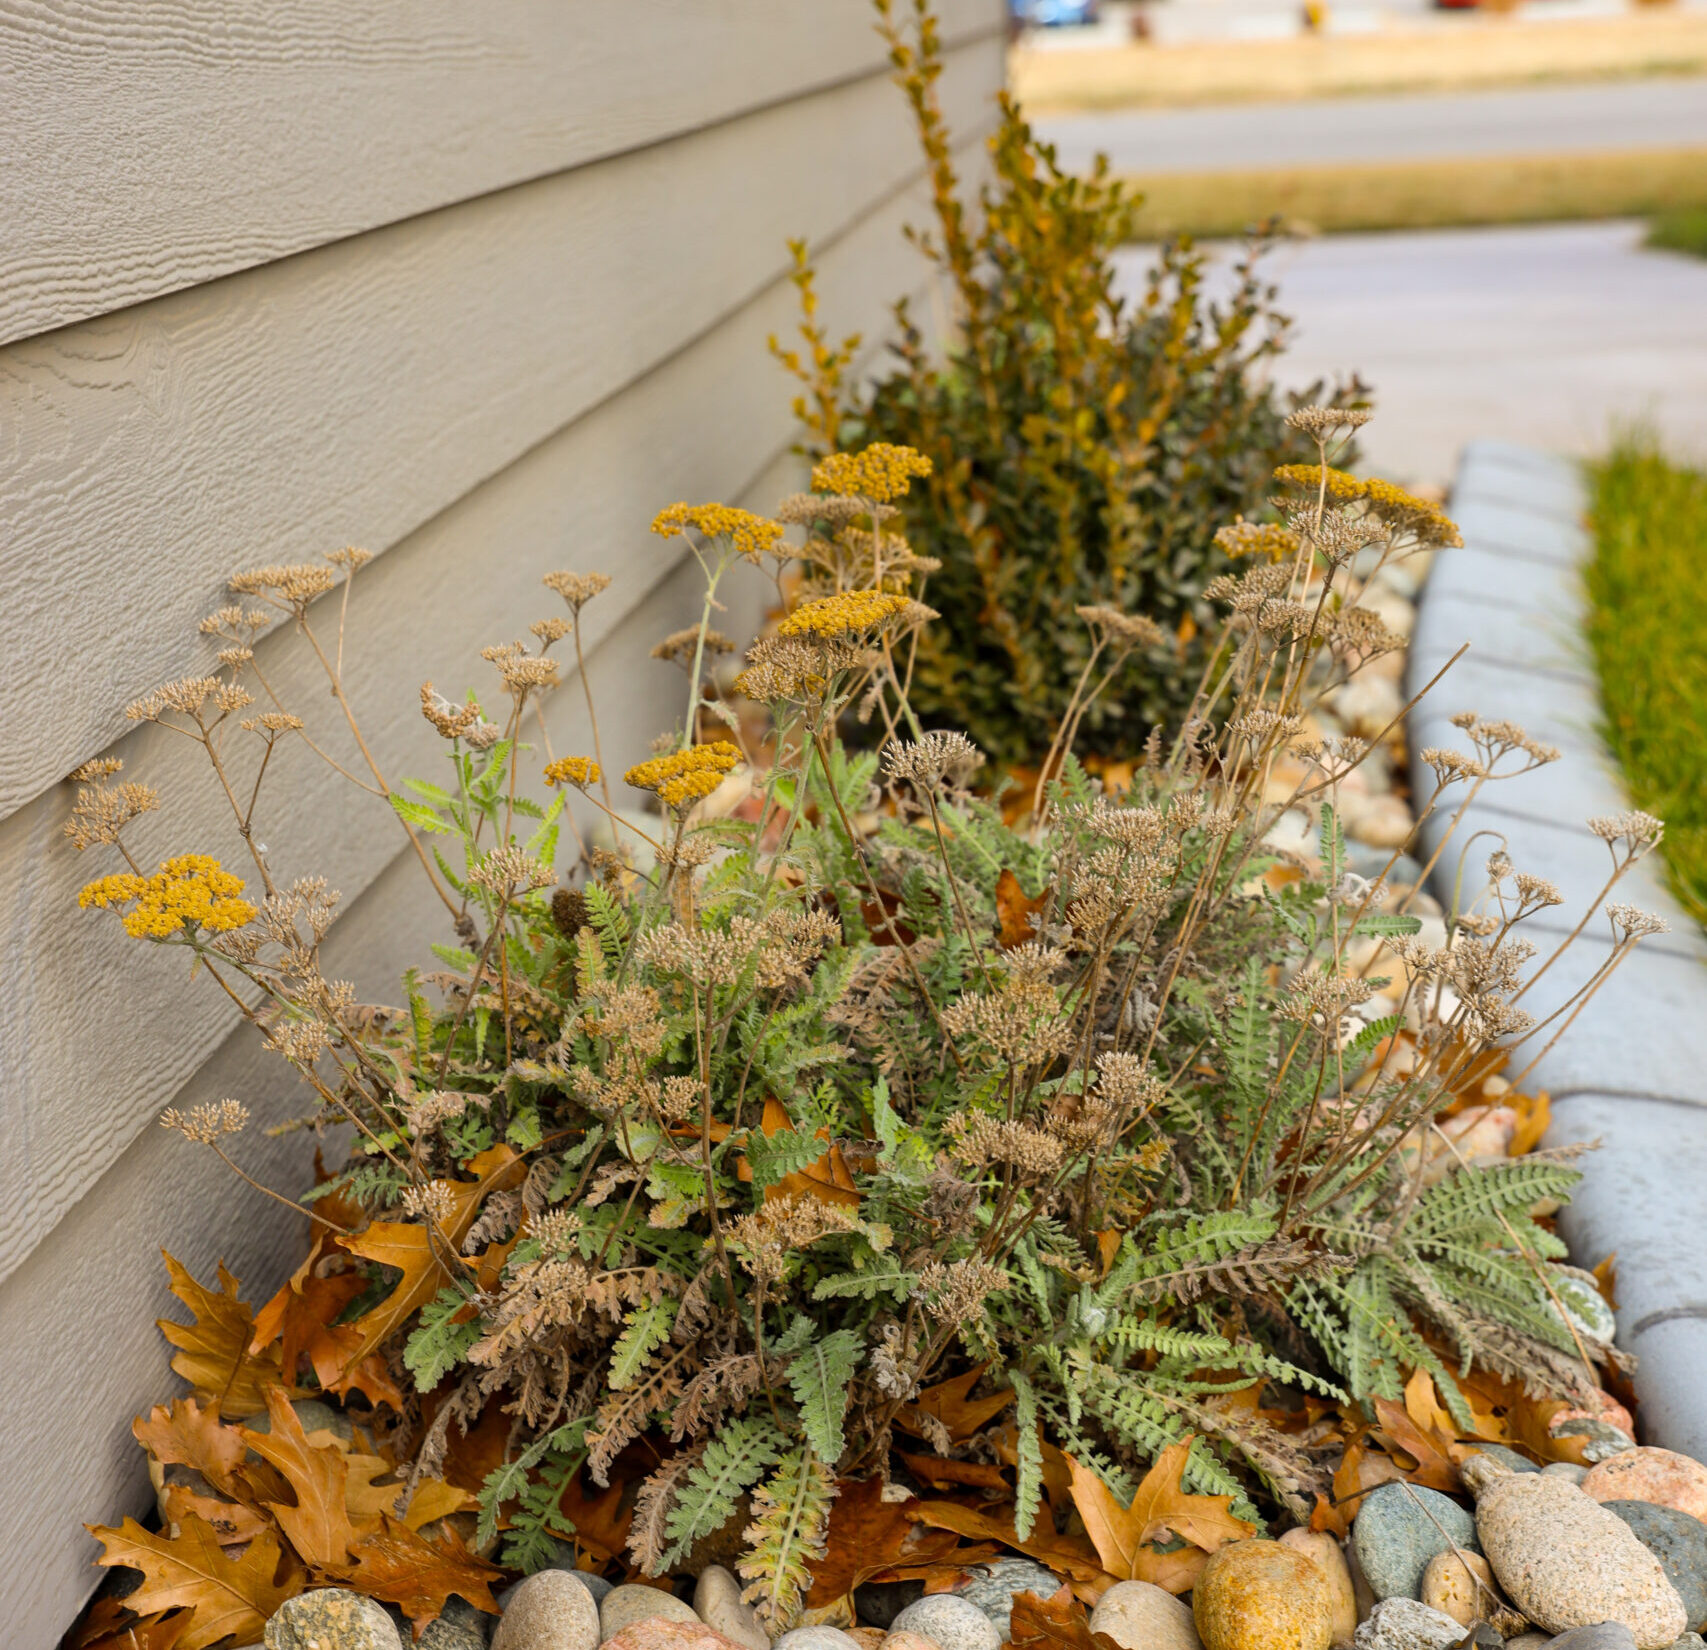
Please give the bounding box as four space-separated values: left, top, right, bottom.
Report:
995 869 1050 950
157 1254 286 1417
896 1452 1010 1490
75 1610 190 1650
242 1387 377 1570
334 1515 503 1631
133 1397 247 1498
1066 1441 1254 1594
805 1477 920 1606
1008 1585 1116 1650
895 1364 1014 1444
85 1517 300 1650
908 1500 1106 1582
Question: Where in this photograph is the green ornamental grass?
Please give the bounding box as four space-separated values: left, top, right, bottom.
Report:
1585 434 1707 926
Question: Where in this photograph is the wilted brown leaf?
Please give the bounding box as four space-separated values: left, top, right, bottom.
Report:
1308 1492 1349 1540
86 1517 300 1650
995 869 1050 950
557 1467 632 1562
133 1398 246 1497
76 1610 190 1650
806 1477 920 1605
243 1387 377 1570
1373 1387 1460 1494
335 1515 502 1630
909 1500 1105 1582
157 1254 286 1417
756 1096 861 1209
896 1452 1010 1491
336 1145 525 1374
159 1480 272 1546
895 1364 1015 1444
1066 1441 1254 1595
1008 1585 1115 1650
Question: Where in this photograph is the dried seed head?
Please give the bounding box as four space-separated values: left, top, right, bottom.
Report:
160 1098 250 1145
650 627 734 669
1588 810 1664 848
1077 604 1167 651
531 617 571 646
228 564 339 608
420 682 489 742
1285 405 1374 439
543 570 612 613
1607 902 1668 939
469 845 556 895
325 546 373 572
882 729 983 790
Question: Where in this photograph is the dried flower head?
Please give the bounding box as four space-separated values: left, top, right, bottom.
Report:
1076 604 1167 651
160 1099 250 1144
228 564 339 609
240 712 305 736
63 771 160 851
624 742 742 809
481 641 561 699
531 617 571 646
811 443 933 504
1361 477 1462 548
543 756 601 790
733 636 849 706
916 1256 1010 1325
775 491 896 528
651 627 734 669
325 546 374 573
1588 810 1664 849
401 1180 457 1227
125 676 223 723
420 682 488 741
544 570 612 613
469 845 556 896
650 502 785 561
79 855 255 939
883 730 983 790
1606 902 1669 939
1285 405 1374 439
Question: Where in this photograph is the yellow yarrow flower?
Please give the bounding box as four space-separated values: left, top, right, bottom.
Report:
624 742 742 809
1215 520 1301 562
811 444 933 504
650 503 785 561
777 589 909 639
1361 476 1463 548
543 756 601 790
79 854 255 939
1272 463 1367 503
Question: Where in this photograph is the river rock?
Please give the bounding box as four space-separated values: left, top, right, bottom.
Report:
1088 1579 1202 1650
1546 1626 1641 1650
1352 1482 1481 1602
874 1635 938 1650
495 1571 603 1650
1193 1540 1334 1650
1279 1529 1359 1646
1418 1550 1525 1636
1605 1501 1707 1632
498 1567 611 1613
1503 1637 1551 1650
601 1586 700 1639
773 1630 863 1650
1463 1456 1687 1647
243 1397 355 1447
1472 1444 1540 1475
1586 1451 1707 1524
854 1584 924 1631
1351 1597 1471 1650
888 1594 1001 1650
1546 1463 1592 1485
950 1558 1064 1639
845 1632 884 1650
1674 1634 1707 1649
1346 1539 1378 1626
421 1615 487 1650
266 1591 402 1650
694 1567 770 1650
603 1623 758 1650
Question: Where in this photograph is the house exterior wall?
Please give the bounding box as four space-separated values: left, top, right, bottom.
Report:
0 5 1006 1639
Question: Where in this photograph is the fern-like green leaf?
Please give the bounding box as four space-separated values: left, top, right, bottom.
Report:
737 1448 837 1630
812 1266 919 1302
786 1326 861 1464
659 1416 786 1571
609 1298 678 1390
1011 1370 1043 1541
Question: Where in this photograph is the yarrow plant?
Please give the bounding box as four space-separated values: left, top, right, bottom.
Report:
74 422 1664 1640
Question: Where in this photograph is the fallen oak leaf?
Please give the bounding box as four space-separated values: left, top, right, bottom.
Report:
1372 1394 1460 1492
1008 1584 1112 1650
896 1451 1011 1491
76 1610 190 1650
133 1397 247 1497
1065 1440 1254 1592
895 1364 1015 1445
242 1387 376 1569
159 1480 273 1546
908 1499 1106 1582
157 1253 287 1417
334 1514 502 1631
805 1476 920 1606
335 1144 525 1375
86 1517 300 1650
756 1096 860 1209
402 1477 477 1531
995 868 1050 950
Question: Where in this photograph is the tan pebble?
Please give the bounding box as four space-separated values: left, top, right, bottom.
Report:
846 1632 886 1650
1584 1447 1707 1523
1278 1530 1358 1647
875 1634 939 1650
1345 794 1414 851
601 1621 761 1650
1419 1550 1527 1637
1344 1539 1377 1627
1192 1540 1333 1650
1088 1579 1201 1650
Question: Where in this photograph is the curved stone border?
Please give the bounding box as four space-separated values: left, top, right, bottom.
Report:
1406 438 1707 1464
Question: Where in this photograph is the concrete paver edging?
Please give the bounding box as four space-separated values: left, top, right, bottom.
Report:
1407 439 1707 1463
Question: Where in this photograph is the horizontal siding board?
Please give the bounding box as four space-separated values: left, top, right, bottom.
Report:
0 137 988 1283
0 31 1002 824
0 0 1003 345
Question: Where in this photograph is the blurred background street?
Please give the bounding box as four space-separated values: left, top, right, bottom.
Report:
1012 0 1707 483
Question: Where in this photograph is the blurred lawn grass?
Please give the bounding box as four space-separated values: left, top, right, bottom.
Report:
1648 204 1707 257
1121 147 1707 239
1585 436 1707 929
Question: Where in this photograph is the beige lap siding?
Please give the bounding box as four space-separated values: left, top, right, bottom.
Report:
0 5 1005 1641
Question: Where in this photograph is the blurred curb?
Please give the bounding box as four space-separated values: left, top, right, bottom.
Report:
1406 438 1707 1464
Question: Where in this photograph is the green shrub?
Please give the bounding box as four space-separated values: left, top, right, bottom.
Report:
1648 206 1707 260
773 0 1364 773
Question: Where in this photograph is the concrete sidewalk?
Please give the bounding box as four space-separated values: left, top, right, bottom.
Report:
1408 439 1707 1462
